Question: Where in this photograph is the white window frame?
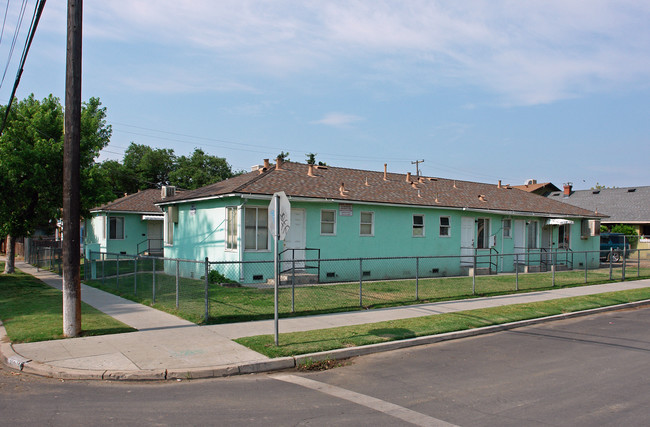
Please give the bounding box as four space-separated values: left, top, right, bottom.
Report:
226 206 238 251
321 209 337 235
439 216 450 237
360 211 374 236
109 216 125 240
244 207 269 251
413 214 425 237
477 218 490 249
502 219 512 239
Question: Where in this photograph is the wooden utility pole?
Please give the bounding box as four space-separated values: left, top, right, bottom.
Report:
63 0 82 337
411 159 424 178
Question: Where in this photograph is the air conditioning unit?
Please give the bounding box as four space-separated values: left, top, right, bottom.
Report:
161 186 176 199
525 179 537 186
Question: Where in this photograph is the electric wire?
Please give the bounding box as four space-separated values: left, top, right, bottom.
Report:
0 0 47 135
0 0 28 90
0 0 11 50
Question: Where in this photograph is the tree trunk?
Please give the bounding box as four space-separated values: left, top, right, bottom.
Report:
4 235 16 274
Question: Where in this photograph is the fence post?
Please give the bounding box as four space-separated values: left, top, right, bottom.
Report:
36 248 39 271
359 258 363 307
176 260 180 309
472 249 477 295
204 257 209 324
638 248 641 278
116 254 120 291
152 257 157 302
415 257 419 301
101 252 105 285
515 253 519 291
622 251 626 281
609 247 613 280
134 256 138 296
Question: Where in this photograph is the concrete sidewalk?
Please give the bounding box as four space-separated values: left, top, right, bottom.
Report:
2 258 650 380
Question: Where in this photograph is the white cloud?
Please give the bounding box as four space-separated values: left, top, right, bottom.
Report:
43 0 650 104
312 112 363 128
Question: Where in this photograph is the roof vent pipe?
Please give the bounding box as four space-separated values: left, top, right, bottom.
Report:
406 172 411 182
340 182 348 196
275 157 283 170
308 164 315 177
498 180 502 189
263 158 270 169
384 164 388 181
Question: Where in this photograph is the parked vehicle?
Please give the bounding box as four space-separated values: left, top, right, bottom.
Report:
600 233 631 262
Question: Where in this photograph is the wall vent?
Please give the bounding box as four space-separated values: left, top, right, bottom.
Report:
362 271 371 277
253 274 263 281
326 272 336 278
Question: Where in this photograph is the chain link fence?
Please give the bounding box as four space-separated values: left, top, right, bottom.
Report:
76 247 650 325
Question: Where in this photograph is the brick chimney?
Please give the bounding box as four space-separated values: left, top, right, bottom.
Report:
263 158 270 169
563 182 573 197
275 157 283 170
308 164 315 177
406 172 411 182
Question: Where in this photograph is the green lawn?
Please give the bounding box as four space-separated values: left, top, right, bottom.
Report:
0 262 136 343
82 259 650 324
235 287 650 358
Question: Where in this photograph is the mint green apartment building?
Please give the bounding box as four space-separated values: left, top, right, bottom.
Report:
84 188 168 258
157 160 604 284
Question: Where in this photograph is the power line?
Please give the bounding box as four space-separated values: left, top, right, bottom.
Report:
0 0 46 135
0 0 11 50
0 0 29 90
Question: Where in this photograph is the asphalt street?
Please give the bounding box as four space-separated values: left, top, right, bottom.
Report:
2 305 649 426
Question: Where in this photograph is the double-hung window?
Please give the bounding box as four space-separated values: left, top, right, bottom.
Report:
360 211 374 236
226 207 238 250
321 210 336 235
502 219 512 239
244 207 268 250
527 220 538 249
477 218 490 249
413 214 424 237
109 216 124 240
439 216 450 237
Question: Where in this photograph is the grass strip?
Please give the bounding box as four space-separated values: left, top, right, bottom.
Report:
0 262 136 343
235 287 650 358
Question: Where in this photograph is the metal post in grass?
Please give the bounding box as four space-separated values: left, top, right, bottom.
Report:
133 256 138 296
101 253 105 285
152 257 157 301
622 252 626 281
291 257 295 313
359 258 363 307
637 249 641 278
551 248 556 287
515 253 519 291
584 251 588 284
609 247 613 280
415 257 419 301
116 253 120 291
204 257 209 324
176 260 180 309
472 249 477 295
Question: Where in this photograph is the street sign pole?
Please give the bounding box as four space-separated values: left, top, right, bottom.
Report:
273 194 280 346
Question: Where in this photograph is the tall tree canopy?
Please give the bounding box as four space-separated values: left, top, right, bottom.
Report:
0 94 112 272
169 148 233 190
122 143 176 190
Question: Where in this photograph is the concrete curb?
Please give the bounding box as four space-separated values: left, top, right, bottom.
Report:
2 299 650 381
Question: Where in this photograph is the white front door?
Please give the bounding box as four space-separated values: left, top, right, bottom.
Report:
514 220 525 263
460 217 475 265
282 208 306 269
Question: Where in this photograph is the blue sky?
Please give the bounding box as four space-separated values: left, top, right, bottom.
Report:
2 1 649 190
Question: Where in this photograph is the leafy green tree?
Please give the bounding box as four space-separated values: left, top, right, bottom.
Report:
169 148 233 190
0 95 111 273
122 142 176 189
276 151 290 161
610 224 639 244
306 152 326 166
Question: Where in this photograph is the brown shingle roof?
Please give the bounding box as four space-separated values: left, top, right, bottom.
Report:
91 188 165 214
160 162 603 218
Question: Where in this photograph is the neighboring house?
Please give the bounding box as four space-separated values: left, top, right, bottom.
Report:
84 188 176 257
547 184 650 236
512 180 560 197
158 159 603 284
